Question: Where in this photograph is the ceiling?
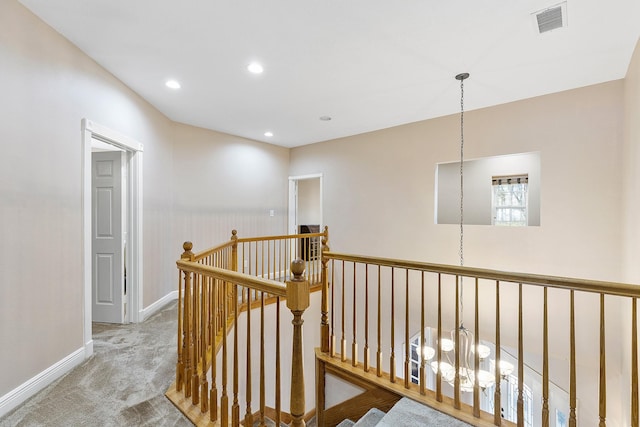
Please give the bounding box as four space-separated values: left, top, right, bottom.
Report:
18 0 640 148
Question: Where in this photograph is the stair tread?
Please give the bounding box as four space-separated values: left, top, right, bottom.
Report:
376 397 472 427
353 408 386 427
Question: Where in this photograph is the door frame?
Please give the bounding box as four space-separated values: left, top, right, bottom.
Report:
288 173 323 235
81 119 144 358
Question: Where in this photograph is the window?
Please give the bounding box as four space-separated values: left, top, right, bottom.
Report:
435 152 540 226
492 175 528 226
502 374 533 427
556 410 567 427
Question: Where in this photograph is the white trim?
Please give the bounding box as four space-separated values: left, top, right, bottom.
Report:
0 347 85 418
140 291 179 321
81 119 144 359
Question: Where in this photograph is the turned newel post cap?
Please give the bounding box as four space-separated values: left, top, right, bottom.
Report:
231 229 238 239
291 259 306 279
181 241 194 260
287 259 309 311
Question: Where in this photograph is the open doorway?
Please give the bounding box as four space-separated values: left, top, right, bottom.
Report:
82 119 143 358
288 174 323 236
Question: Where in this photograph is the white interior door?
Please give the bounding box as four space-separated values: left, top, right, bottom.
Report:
92 151 125 323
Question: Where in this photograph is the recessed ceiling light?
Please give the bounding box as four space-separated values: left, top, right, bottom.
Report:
264 131 273 137
320 116 332 121
248 62 264 74
165 79 181 89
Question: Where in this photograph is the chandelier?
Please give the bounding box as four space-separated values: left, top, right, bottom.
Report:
417 73 514 392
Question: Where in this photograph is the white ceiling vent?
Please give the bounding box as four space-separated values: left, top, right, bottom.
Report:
533 2 567 34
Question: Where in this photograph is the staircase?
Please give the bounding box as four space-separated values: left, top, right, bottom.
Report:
337 398 471 427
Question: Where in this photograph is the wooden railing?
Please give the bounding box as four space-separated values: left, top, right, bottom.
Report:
166 229 326 427
317 250 640 427
168 227 640 426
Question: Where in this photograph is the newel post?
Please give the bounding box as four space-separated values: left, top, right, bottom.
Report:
287 259 310 427
320 226 330 353
230 229 238 272
179 242 194 395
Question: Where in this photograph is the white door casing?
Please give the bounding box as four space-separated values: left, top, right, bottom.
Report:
288 173 323 235
82 119 143 359
91 151 125 323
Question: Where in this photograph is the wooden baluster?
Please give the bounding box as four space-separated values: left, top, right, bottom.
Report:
632 298 638 427
454 276 460 409
599 293 606 427
420 272 426 395
364 264 370 373
260 292 266 427
542 287 549 427
569 290 576 427
287 259 310 427
255 242 259 302
518 283 524 427
201 274 209 413
494 281 502 426
276 296 282 427
390 267 396 383
244 288 253 427
177 269 184 392
184 270 192 398
352 262 358 367
377 265 382 377
268 238 272 280
221 281 229 427
210 279 218 422
341 260 347 362
473 278 480 418
436 274 443 402
404 269 410 389
192 273 200 405
232 285 240 426
331 259 336 358
321 228 330 353
278 238 281 282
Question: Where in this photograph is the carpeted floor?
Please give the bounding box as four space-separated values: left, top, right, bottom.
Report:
0 301 190 427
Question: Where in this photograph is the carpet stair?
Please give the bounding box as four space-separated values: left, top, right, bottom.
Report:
337 397 472 427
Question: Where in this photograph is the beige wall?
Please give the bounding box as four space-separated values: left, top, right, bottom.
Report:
171 122 289 257
620 37 640 427
623 39 640 284
290 80 625 282
0 0 289 402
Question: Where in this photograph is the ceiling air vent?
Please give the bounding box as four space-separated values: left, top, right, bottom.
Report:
534 2 567 34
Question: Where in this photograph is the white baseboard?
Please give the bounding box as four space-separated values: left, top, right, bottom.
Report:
0 347 85 418
140 290 178 321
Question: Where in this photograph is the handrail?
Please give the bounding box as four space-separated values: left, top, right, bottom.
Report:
192 241 234 261
324 251 640 298
176 259 287 297
237 232 325 244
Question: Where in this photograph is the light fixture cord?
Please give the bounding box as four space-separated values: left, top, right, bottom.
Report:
459 75 465 326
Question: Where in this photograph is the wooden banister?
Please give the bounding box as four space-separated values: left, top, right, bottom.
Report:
323 251 640 298
170 235 313 427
